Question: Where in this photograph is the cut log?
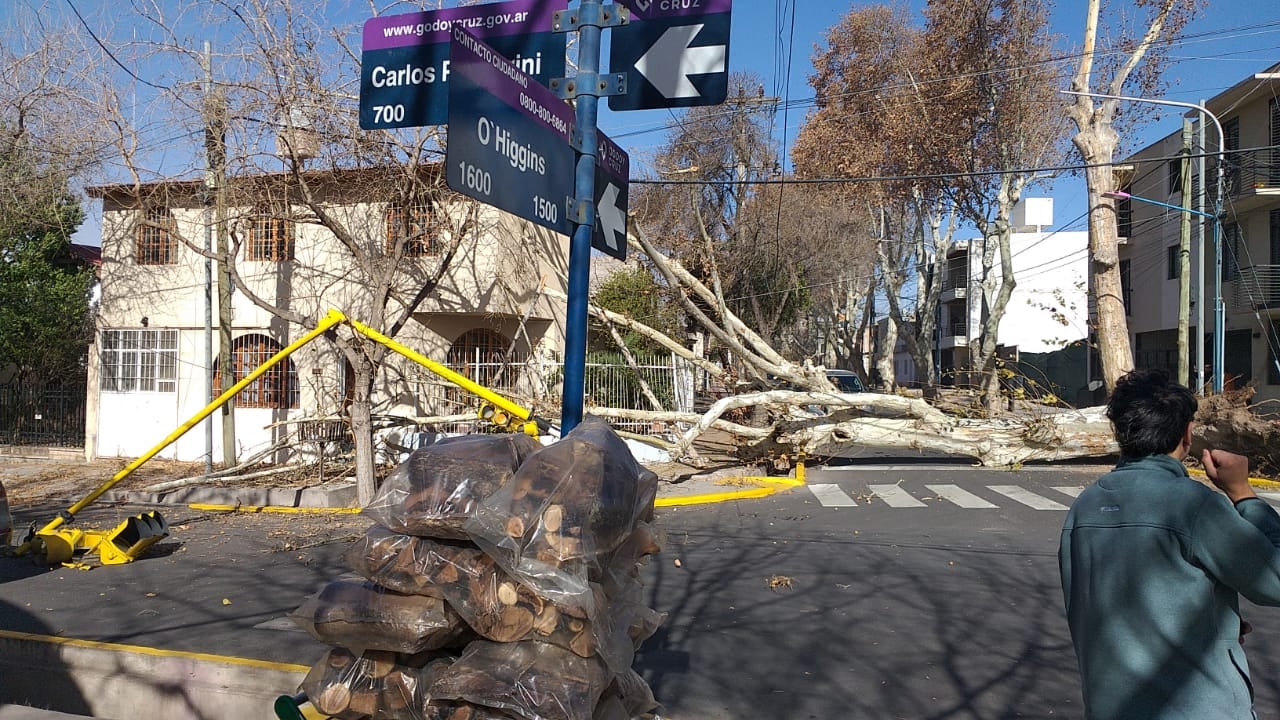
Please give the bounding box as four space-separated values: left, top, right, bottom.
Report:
315 684 350 716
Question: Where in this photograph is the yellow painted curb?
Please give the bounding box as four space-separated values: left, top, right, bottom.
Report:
654 474 805 508
1186 467 1280 490
0 629 327 719
188 503 362 515
0 628 310 673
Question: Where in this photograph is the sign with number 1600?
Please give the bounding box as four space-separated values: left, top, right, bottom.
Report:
446 26 574 235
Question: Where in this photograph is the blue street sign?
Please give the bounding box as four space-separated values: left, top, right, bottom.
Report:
360 0 565 129
446 27 575 235
594 132 628 260
609 0 732 111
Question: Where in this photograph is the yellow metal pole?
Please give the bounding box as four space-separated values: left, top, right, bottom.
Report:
40 310 349 534
344 316 542 432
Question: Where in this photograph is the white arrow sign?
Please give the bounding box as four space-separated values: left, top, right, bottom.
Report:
597 183 627 253
634 24 727 99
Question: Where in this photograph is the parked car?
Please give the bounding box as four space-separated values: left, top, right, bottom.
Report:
824 369 866 393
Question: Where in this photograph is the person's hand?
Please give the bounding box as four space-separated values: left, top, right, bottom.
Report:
1202 449 1255 503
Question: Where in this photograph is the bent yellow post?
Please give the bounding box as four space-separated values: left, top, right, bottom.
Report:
36 309 349 537
346 316 548 438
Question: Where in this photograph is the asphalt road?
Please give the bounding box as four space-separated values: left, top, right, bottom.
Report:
7 463 1280 719
640 463 1280 720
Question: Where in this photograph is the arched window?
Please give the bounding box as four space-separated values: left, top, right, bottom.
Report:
445 329 513 409
215 334 299 409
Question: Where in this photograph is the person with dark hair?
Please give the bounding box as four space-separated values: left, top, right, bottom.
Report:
1060 368 1280 719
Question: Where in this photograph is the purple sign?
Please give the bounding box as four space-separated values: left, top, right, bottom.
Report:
615 0 733 21
446 27 576 235
450 26 574 142
363 0 560 51
359 0 565 128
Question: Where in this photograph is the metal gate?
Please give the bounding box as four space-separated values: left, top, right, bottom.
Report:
0 380 87 447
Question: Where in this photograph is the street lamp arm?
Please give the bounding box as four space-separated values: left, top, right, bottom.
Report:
1060 91 1225 156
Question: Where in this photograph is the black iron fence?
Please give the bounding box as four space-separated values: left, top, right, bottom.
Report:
0 380 87 447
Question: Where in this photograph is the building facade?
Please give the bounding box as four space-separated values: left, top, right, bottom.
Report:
934 198 1090 395
86 168 570 462
1118 62 1280 399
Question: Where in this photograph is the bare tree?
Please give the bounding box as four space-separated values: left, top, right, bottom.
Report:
793 4 958 400
923 0 1066 411
1063 0 1199 391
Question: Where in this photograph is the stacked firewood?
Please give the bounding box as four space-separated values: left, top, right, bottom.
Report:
292 419 663 720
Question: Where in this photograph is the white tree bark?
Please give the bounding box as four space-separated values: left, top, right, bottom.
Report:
654 389 1116 467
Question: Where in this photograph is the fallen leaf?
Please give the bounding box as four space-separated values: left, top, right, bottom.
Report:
768 575 793 591
222 598 232 605
145 592 157 598
673 558 682 568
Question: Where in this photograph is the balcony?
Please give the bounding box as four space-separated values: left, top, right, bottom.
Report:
939 320 969 349
1217 148 1280 213
940 276 968 303
1232 265 1280 312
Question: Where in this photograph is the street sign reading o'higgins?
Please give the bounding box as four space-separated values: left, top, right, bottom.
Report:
446 26 576 235
360 0 565 129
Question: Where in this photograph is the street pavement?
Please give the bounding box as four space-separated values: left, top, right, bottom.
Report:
6 460 1280 718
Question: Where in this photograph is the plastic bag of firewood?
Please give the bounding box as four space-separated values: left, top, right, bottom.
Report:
301 646 454 720
428 702 520 720
347 526 491 599
347 527 639 669
430 639 612 720
290 579 473 654
364 433 541 540
465 418 659 610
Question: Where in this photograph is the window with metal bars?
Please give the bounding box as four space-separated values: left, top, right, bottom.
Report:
100 329 178 392
246 215 294 261
136 207 177 265
385 201 437 257
214 334 299 409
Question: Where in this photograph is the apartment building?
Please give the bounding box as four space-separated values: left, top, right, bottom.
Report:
1118 62 1280 399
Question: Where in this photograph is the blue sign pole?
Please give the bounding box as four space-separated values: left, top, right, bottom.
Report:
560 1 605 434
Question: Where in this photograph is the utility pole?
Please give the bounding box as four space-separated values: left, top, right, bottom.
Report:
726 86 780 226
201 43 214 475
203 52 236 468
1178 119 1192 387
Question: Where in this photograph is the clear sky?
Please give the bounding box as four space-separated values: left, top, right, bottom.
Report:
15 0 1277 245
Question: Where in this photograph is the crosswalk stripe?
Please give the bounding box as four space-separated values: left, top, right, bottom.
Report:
868 484 928 508
809 483 858 507
1052 486 1084 498
925 484 998 509
988 485 1069 511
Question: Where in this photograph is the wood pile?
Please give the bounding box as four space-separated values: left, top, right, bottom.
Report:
294 419 663 720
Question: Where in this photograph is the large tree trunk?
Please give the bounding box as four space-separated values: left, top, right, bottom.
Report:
1077 138 1134 390
349 364 379 506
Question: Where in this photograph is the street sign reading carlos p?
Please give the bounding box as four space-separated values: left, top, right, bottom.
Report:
446 26 575 235
360 0 565 129
609 0 732 111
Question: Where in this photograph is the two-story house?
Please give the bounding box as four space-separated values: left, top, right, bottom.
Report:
1118 62 1280 398
86 167 570 462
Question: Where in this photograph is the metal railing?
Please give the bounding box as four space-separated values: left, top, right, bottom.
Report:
1233 265 1280 311
1219 148 1280 199
414 351 698 436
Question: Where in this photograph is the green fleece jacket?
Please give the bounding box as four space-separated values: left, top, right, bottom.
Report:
1060 454 1280 720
